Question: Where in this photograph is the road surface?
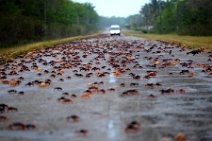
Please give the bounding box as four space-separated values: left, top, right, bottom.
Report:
0 34 212 141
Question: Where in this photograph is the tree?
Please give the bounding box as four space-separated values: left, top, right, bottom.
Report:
177 0 212 35
154 0 177 33
127 0 212 35
0 0 100 47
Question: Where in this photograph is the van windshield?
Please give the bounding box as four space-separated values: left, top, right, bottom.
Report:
110 27 120 30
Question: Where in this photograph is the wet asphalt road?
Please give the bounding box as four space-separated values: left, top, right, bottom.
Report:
0 34 212 141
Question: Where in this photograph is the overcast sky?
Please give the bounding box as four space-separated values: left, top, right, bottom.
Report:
73 0 150 17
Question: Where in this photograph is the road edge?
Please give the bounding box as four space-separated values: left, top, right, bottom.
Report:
0 33 100 63
123 31 212 53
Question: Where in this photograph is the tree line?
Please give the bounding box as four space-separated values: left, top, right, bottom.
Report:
127 0 212 36
0 0 99 47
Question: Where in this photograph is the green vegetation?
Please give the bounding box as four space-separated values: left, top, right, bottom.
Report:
125 0 212 51
124 31 212 51
0 33 99 63
127 0 212 36
0 0 99 47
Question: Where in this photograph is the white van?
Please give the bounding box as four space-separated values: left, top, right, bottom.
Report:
110 25 121 36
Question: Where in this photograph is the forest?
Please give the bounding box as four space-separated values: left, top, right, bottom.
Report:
0 0 99 47
127 0 212 36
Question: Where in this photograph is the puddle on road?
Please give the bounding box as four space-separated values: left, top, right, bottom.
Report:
109 74 117 83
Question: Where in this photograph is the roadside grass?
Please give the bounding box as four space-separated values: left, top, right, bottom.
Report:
0 33 99 63
124 31 212 52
